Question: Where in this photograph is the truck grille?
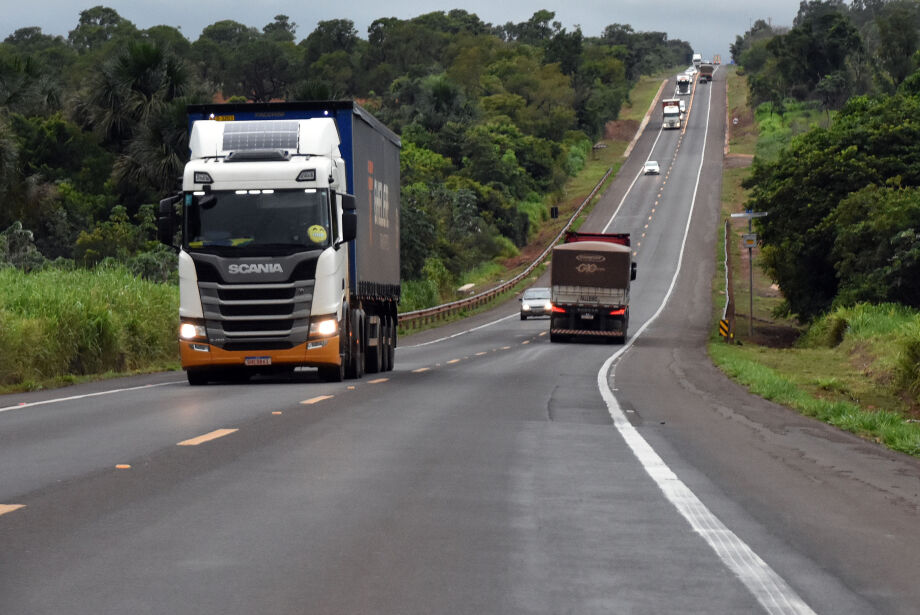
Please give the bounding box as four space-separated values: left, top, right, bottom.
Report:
198 280 313 350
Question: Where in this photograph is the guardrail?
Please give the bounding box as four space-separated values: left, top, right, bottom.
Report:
398 167 615 329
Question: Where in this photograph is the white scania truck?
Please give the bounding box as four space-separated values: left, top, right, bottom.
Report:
158 101 400 385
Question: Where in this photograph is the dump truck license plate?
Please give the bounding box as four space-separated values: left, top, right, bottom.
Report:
245 356 271 366
580 313 595 320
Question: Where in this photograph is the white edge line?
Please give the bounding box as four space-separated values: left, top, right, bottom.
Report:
0 380 185 414
596 76 817 615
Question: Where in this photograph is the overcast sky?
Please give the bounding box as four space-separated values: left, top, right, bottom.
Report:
2 1 803 64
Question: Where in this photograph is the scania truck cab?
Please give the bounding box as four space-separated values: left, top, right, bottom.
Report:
159 102 400 385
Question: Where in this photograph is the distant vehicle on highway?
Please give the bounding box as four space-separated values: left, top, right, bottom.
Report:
519 287 552 320
644 160 660 175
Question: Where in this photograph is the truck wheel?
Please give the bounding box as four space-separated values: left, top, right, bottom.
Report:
346 310 364 379
387 317 397 371
366 317 382 374
318 363 344 382
379 317 391 372
187 369 208 386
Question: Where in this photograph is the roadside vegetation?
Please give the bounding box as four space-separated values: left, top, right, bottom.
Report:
0 266 178 392
714 62 920 457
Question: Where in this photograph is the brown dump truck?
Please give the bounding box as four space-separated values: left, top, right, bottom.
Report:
549 231 636 343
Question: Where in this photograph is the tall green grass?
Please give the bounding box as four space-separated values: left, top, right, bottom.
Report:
0 265 178 389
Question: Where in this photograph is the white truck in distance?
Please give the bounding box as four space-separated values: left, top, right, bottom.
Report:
157 101 401 385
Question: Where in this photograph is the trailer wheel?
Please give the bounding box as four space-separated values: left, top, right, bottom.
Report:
379 317 391 372
381 315 396 371
365 315 382 374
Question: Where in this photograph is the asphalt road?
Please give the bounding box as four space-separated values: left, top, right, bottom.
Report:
2 69 919 614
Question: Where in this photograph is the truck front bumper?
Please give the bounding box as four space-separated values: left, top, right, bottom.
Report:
180 335 341 370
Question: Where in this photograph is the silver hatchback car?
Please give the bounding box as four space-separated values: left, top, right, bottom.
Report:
520 287 552 320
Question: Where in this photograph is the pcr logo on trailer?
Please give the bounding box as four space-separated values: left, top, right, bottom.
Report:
228 263 283 274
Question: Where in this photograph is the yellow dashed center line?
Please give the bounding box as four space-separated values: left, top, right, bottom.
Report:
412 367 430 373
447 359 461 364
475 352 488 356
177 428 238 446
272 411 283 415
538 331 547 336
0 504 25 516
522 340 530 345
367 378 389 384
115 464 131 470
301 395 334 405
502 346 511 350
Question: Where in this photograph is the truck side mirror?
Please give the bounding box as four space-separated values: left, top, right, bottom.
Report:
631 262 637 281
340 193 357 243
157 194 181 248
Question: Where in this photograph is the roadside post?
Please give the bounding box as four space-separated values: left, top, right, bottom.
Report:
731 211 768 337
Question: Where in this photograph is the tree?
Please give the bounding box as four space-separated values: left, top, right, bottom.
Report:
300 19 359 65
68 5 137 53
500 10 557 44
831 184 920 308
876 0 920 87
191 20 258 91
263 15 297 42
225 38 297 101
745 89 920 318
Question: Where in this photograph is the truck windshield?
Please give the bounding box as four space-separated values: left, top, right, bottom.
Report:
185 188 332 255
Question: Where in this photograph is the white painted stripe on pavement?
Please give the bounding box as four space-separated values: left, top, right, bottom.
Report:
597 72 816 615
0 381 185 414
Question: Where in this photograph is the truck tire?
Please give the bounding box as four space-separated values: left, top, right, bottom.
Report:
379 317 391 372
365 316 382 374
187 369 208 386
382 315 396 371
318 363 344 382
345 309 364 379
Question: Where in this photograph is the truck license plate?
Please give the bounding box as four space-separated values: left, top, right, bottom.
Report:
245 356 272 366
580 313 595 320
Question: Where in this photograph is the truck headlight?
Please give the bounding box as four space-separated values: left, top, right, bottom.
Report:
179 322 207 340
309 318 338 337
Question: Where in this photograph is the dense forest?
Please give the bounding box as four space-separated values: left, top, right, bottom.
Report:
731 0 920 320
0 6 691 299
